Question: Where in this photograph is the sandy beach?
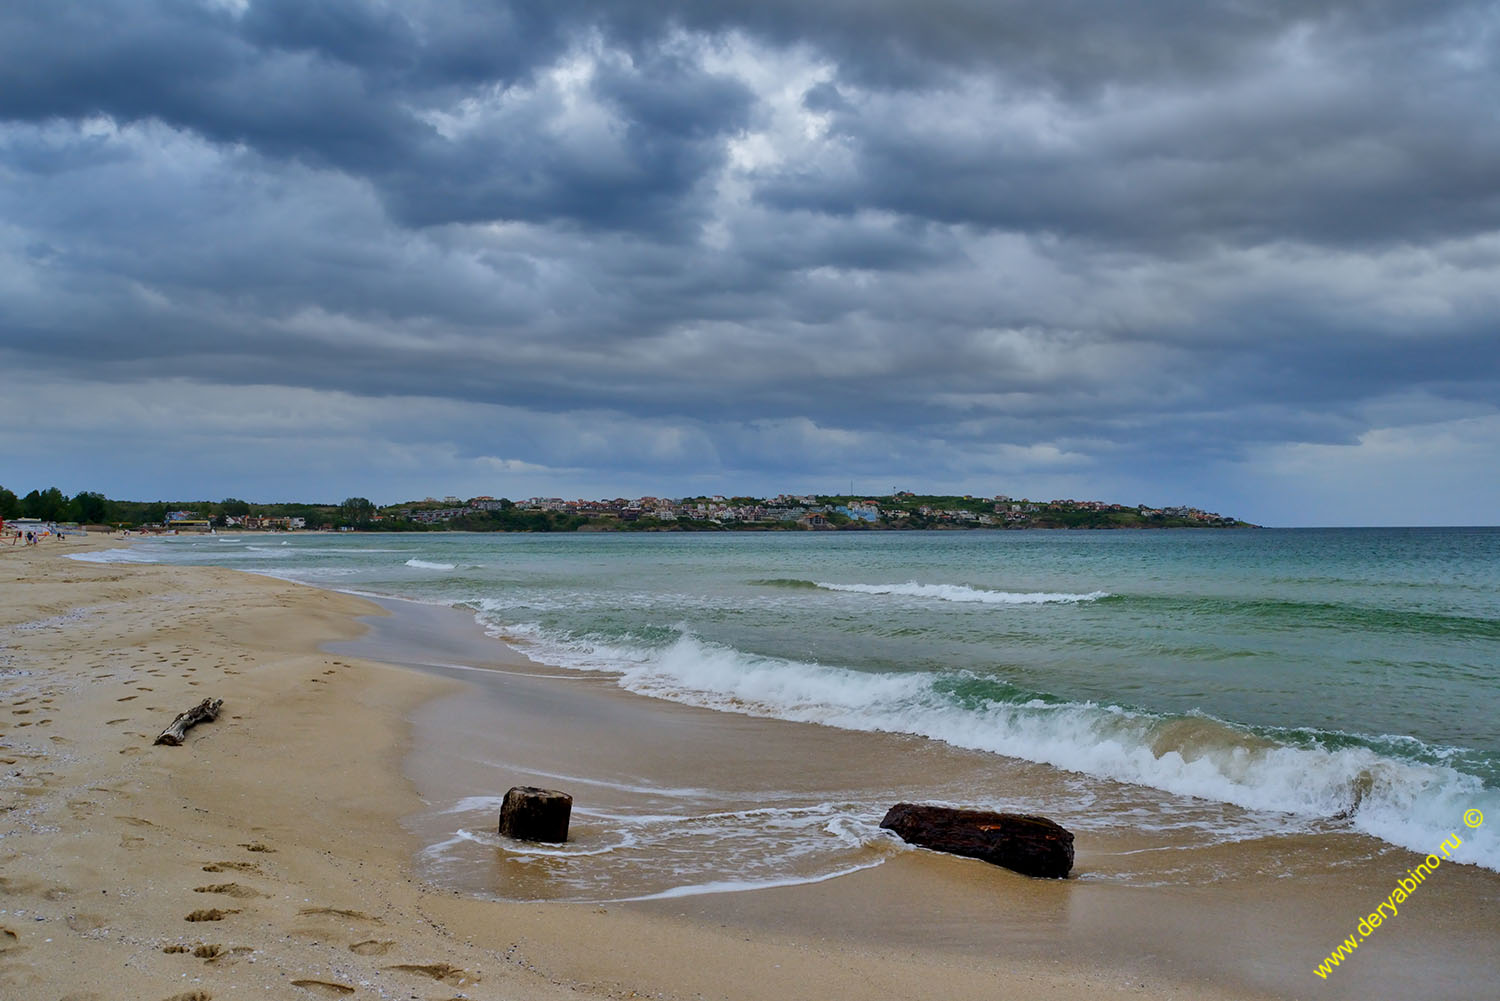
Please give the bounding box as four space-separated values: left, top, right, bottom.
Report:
4 537 1496 1001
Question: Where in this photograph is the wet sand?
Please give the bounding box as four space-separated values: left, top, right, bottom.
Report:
339 596 1500 1001
4 537 1496 1000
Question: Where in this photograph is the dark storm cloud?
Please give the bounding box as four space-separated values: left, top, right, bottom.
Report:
763 55 1500 250
0 1 750 232
3 1 1494 243
1 0 1497 521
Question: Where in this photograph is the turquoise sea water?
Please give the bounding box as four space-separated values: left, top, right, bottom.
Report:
77 527 1500 872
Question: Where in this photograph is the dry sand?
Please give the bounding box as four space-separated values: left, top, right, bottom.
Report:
2 536 1486 1000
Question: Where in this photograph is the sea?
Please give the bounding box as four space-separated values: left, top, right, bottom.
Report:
74 527 1500 897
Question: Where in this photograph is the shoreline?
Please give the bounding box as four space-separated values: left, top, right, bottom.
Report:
5 539 1496 999
336 594 1500 1001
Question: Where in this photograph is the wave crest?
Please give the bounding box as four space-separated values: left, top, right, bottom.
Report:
814 581 1109 604
492 622 1499 871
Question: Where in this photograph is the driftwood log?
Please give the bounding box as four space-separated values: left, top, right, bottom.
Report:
154 698 224 746
879 803 1074 878
498 786 572 843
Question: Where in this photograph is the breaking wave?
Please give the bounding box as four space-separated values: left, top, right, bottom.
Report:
405 559 456 570
66 549 153 564
812 580 1109 604
489 621 1499 872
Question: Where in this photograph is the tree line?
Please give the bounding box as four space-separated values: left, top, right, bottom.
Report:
0 486 112 524
0 486 381 531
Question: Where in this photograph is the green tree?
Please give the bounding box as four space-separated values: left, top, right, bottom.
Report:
0 486 19 520
70 491 110 524
340 497 376 525
220 497 252 517
23 487 67 520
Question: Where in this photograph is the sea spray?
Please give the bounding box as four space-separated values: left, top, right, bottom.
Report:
406 558 457 570
492 621 1500 871
812 581 1110 604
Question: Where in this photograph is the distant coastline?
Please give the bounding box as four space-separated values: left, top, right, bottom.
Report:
380 492 1256 532
1 486 1257 533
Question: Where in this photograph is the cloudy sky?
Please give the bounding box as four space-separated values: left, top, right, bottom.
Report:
2 1 1497 525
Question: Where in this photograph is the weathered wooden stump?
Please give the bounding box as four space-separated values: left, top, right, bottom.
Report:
154 697 224 746
879 803 1074 878
498 786 572 843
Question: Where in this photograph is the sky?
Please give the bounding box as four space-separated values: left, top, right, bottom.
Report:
2 1 1497 526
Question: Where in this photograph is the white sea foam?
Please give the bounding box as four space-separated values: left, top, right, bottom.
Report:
66 549 153 564
448 826 639 858
416 785 895 901
405 558 456 570
497 623 1500 871
815 581 1108 604
611 859 890 902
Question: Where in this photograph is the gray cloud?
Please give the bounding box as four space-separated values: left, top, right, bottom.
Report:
1 1 1497 523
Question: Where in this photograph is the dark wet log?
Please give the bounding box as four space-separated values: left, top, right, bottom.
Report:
154 698 224 746
879 803 1074 878
498 786 572 843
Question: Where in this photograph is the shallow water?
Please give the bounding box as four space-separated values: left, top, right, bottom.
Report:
80 526 1500 876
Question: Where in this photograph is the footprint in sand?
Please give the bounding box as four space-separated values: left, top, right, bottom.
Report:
115 695 137 702
170 942 251 964
0 875 43 895
385 962 478 986
192 883 264 899
299 906 380 922
161 992 212 1001
184 908 238 922
348 939 395 955
290 981 354 997
201 861 261 874
237 842 275 853
0 925 18 951
65 913 108 933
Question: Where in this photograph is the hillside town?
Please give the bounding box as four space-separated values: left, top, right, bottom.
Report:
374 492 1250 531
1 483 1252 535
